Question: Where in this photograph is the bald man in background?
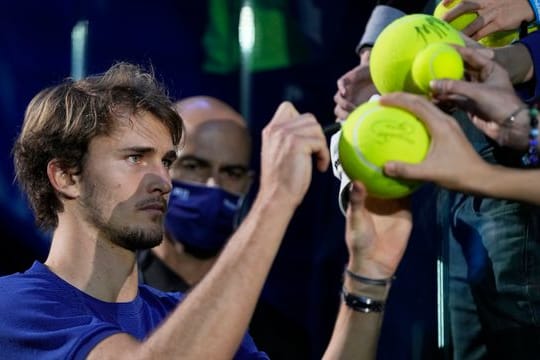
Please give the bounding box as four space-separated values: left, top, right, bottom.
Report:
139 96 253 292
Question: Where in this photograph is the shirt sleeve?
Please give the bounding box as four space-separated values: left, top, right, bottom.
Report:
234 331 270 359
356 1 431 54
0 296 124 360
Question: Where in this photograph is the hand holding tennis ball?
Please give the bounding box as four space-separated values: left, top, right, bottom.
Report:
433 0 477 31
433 0 535 47
338 101 431 199
412 42 465 93
370 14 465 95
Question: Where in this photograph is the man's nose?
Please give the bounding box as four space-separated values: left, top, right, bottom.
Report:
205 176 219 188
149 163 172 194
205 169 221 188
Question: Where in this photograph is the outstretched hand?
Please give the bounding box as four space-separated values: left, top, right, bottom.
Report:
441 0 534 40
431 46 530 149
334 50 378 120
381 92 489 192
345 181 411 280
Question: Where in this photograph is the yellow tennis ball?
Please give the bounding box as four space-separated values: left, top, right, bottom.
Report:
476 24 537 47
478 30 518 47
433 0 477 31
370 14 465 95
412 42 464 93
338 101 431 199
434 0 539 48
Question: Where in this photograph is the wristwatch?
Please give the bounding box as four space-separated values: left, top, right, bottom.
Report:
342 289 385 313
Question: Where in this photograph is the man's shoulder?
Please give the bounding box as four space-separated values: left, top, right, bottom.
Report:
0 261 78 332
0 262 55 296
0 263 122 359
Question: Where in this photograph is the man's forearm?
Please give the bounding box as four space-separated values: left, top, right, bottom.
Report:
467 165 540 205
90 191 296 359
494 43 534 84
322 276 388 360
146 192 294 358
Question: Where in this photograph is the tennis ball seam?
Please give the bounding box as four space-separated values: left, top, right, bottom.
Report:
351 107 384 174
428 46 447 79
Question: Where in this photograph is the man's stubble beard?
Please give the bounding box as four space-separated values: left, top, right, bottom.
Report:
78 181 163 252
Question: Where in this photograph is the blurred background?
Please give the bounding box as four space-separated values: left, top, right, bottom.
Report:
0 1 438 359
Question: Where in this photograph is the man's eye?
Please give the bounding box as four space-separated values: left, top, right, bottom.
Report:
181 162 200 171
225 169 246 179
127 155 142 164
162 159 173 168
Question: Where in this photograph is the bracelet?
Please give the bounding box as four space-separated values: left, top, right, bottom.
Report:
521 105 539 167
342 288 385 313
345 268 394 287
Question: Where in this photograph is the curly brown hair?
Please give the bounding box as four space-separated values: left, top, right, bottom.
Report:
13 63 183 230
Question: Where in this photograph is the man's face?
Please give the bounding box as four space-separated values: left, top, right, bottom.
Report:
170 120 251 195
78 112 177 251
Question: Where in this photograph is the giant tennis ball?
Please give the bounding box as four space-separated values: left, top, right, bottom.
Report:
433 0 477 31
412 42 464 93
338 101 431 198
370 14 465 95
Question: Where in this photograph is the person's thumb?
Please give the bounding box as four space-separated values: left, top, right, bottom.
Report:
345 180 373 256
348 181 367 217
384 161 425 181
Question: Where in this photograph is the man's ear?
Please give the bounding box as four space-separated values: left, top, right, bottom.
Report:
46 160 80 199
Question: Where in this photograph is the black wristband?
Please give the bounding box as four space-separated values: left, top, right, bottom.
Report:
342 288 385 313
345 268 394 286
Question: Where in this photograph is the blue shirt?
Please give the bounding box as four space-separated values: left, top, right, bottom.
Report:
0 261 268 359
